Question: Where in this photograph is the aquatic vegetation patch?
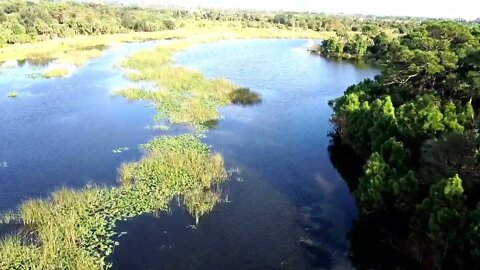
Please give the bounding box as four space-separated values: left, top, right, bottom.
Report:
116 41 261 129
229 87 262 106
56 48 105 67
7 91 17 98
0 135 227 269
43 68 70 79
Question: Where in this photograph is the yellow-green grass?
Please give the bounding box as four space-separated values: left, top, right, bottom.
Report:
0 135 227 270
0 25 333 67
43 68 70 79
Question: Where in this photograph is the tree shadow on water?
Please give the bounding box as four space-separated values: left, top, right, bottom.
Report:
327 132 364 193
327 132 423 270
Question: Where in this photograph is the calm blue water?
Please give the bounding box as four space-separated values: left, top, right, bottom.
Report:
0 39 379 269
111 39 380 269
0 41 181 211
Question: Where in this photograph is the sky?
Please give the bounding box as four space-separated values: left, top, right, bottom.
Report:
104 0 478 20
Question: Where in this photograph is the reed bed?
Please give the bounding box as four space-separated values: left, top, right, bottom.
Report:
0 135 226 269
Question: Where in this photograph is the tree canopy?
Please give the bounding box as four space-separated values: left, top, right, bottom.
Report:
330 20 480 268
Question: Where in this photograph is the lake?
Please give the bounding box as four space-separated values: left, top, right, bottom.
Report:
0 39 379 269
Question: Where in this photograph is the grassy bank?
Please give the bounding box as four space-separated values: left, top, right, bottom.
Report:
0 135 226 269
0 25 332 67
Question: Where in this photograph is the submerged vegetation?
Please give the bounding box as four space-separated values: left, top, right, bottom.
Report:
43 68 69 78
330 21 480 268
0 135 227 269
117 40 261 128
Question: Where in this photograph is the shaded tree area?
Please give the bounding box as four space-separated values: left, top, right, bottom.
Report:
329 20 480 269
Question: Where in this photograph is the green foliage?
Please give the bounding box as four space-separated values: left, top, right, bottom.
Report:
368 96 397 152
334 94 398 157
318 30 392 60
320 37 345 58
355 138 416 213
396 95 445 143
414 175 469 264
331 20 480 266
355 152 389 212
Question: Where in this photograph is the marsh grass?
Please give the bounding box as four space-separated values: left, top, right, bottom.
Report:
0 135 227 269
230 88 262 106
7 91 18 98
43 68 70 79
117 40 263 128
58 49 104 67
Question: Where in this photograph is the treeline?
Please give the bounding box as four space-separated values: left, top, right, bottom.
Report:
317 20 480 62
316 26 400 60
330 21 480 268
0 0 182 45
198 10 413 33
0 0 414 47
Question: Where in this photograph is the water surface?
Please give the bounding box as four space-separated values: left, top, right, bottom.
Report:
111 39 379 269
0 41 172 211
0 39 379 269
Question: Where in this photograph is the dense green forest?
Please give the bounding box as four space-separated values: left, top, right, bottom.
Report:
0 0 414 46
317 20 480 61
329 20 480 268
